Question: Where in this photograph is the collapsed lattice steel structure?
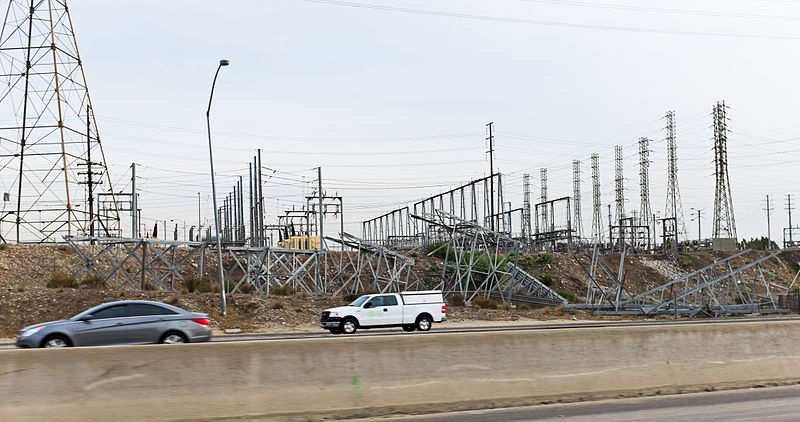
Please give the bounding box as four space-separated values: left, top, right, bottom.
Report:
417 210 566 306
64 233 424 297
570 248 789 316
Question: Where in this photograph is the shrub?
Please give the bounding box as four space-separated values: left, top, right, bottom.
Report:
0 243 7 251
47 273 77 288
471 297 498 309
185 277 214 293
556 289 577 304
271 284 295 296
165 296 180 306
17 286 24 292
271 300 284 310
410 251 418 258
343 293 362 302
447 293 465 307
540 273 554 287
516 303 536 311
536 253 554 267
82 274 105 289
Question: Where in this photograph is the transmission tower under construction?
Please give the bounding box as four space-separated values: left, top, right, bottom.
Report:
712 101 737 239
638 137 651 229
664 111 687 240
572 160 583 239
614 145 625 224
590 153 603 242
0 0 118 242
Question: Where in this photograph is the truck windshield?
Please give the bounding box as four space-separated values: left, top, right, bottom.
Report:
348 296 370 307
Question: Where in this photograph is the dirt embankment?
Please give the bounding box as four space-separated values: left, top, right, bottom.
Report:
0 245 797 338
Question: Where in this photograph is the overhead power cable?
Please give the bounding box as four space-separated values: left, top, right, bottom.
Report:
297 0 800 40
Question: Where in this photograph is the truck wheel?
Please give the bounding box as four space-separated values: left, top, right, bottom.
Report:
341 318 358 334
416 315 432 331
328 327 343 335
402 325 416 332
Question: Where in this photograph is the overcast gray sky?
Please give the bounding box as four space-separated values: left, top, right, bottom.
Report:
68 0 800 243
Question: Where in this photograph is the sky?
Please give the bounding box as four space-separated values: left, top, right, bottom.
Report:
60 0 800 244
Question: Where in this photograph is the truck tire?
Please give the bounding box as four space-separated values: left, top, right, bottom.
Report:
341 318 358 334
328 327 343 335
402 325 416 332
416 314 432 331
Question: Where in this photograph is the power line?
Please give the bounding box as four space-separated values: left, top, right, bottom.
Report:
298 0 800 40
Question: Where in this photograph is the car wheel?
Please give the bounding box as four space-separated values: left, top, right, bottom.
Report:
41 334 71 348
341 318 358 334
402 325 416 332
160 331 187 344
416 315 432 332
328 327 343 335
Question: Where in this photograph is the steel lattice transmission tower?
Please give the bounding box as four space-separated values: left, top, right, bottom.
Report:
522 173 531 241
539 168 548 231
572 159 583 239
712 101 737 239
590 153 603 242
0 0 118 242
664 111 687 240
614 145 625 224
638 137 651 228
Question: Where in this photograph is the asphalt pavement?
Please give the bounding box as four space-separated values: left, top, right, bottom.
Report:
371 384 800 422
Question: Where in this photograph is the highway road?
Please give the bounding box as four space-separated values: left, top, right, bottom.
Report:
374 384 800 422
2 315 799 349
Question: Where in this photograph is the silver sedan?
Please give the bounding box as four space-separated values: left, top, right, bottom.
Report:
16 300 212 348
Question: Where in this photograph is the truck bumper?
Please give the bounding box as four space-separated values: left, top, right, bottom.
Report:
320 318 342 329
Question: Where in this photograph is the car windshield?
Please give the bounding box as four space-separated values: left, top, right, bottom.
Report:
348 296 370 307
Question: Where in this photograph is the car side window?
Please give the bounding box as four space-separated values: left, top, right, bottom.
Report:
366 296 383 308
128 304 177 317
92 305 128 319
382 295 398 306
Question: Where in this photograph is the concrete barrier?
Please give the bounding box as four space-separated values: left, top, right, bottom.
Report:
3 320 800 421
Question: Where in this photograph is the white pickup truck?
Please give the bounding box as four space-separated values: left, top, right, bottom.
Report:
320 290 446 334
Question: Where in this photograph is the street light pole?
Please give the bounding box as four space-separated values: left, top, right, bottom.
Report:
206 59 229 317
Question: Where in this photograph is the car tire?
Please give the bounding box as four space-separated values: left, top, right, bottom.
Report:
416 315 432 332
402 325 416 332
341 318 358 335
41 334 71 348
328 327 343 335
160 331 187 344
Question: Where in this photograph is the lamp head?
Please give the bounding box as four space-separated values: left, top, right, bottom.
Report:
219 59 230 66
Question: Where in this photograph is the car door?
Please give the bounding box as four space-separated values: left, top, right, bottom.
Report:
363 295 403 325
71 304 130 346
125 303 178 344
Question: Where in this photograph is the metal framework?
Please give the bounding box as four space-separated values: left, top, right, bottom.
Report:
590 154 603 243
574 249 788 316
664 111 687 241
638 137 651 229
614 145 625 224
712 101 737 239
522 173 531 244
572 160 583 239
361 173 505 248
539 168 548 234
417 210 566 306
534 196 573 251
0 0 119 242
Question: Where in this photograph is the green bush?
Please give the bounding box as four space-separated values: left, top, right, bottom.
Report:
540 273 554 287
410 251 418 258
47 273 77 288
536 253 554 267
516 303 536 311
0 243 7 251
556 289 577 304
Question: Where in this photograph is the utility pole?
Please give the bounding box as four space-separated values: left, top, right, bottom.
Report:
486 122 495 231
764 195 773 249
197 192 201 241
86 105 94 239
787 194 794 245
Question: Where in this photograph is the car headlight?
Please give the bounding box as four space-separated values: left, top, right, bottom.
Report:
20 326 44 338
329 312 339 317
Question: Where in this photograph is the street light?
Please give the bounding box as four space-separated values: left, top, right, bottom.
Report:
206 59 229 316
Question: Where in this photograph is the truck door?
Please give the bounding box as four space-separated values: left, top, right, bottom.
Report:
363 295 403 326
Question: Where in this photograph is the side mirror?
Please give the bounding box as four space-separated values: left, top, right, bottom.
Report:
364 302 373 309
78 314 93 322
